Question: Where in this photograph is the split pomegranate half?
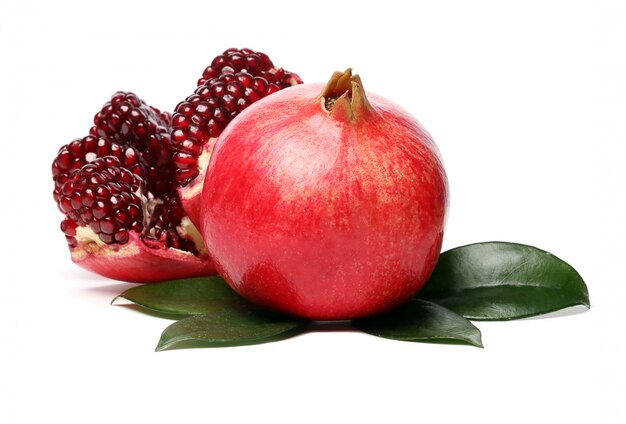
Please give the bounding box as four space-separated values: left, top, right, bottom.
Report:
52 48 302 283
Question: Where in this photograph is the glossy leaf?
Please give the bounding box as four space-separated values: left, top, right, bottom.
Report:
113 276 245 316
155 303 308 351
353 299 483 348
419 242 590 320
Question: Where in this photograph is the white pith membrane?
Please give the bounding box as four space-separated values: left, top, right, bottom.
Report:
71 181 207 259
179 216 206 254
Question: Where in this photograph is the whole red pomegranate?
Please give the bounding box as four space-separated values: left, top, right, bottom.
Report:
200 69 448 319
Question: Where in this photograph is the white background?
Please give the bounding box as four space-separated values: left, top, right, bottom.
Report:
1 0 624 423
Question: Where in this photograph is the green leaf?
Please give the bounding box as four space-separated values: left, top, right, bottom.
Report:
112 276 245 316
419 241 590 320
353 299 483 348
155 303 308 351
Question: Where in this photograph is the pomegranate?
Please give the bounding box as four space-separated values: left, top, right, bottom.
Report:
53 94 215 283
52 48 302 283
200 69 449 319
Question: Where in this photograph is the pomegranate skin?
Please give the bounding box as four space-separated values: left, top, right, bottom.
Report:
70 232 216 283
201 71 448 319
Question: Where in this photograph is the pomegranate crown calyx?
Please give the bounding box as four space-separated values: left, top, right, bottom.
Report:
320 68 374 122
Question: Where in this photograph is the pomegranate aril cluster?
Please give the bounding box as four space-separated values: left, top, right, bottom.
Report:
171 73 270 184
172 48 302 186
52 136 143 205
57 157 145 246
198 47 274 86
89 91 174 197
90 91 171 161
